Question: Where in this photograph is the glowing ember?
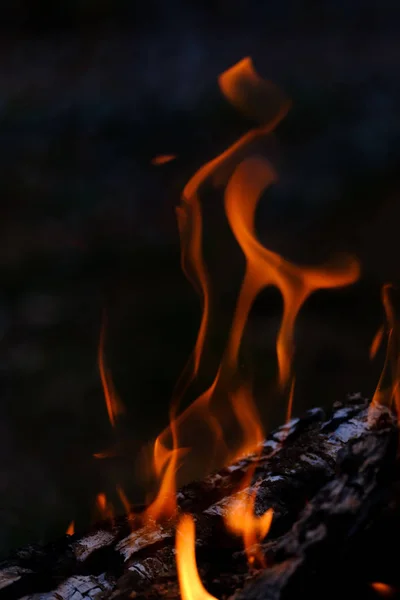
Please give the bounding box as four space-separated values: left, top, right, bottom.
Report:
176 514 218 600
66 521 75 536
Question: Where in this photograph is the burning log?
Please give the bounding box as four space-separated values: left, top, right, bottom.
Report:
1 393 397 600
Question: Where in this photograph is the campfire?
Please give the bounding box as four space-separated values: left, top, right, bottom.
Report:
1 58 400 600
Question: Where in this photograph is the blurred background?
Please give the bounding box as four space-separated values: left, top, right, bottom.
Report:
1 0 400 556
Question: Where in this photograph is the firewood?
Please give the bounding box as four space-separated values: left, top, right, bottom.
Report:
0 394 393 600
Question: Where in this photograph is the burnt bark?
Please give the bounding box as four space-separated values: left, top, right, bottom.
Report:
0 394 396 600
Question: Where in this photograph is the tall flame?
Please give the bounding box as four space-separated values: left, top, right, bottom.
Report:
155 58 290 473
176 514 218 600
173 57 291 400
98 314 125 427
151 57 359 522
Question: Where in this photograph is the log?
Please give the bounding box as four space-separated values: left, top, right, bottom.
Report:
0 393 395 600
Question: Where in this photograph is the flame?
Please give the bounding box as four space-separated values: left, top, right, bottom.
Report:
225 489 273 567
370 325 385 360
98 314 125 428
96 492 114 522
224 155 360 388
229 385 264 460
66 521 75 536
286 377 296 424
176 514 218 600
143 416 190 523
116 485 132 516
372 284 400 413
97 492 107 512
151 154 176 165
218 57 290 127
154 56 359 505
174 56 291 396
154 58 290 470
371 583 395 597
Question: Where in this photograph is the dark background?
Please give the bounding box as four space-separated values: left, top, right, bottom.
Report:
1 0 400 556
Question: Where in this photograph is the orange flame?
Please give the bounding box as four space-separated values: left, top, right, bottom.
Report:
96 492 114 522
175 56 291 396
154 58 290 473
371 284 400 414
224 155 360 388
225 489 273 567
153 57 359 514
98 314 125 428
116 485 132 517
229 385 264 460
370 325 385 360
151 154 176 166
176 514 218 600
143 412 191 523
286 377 296 425
66 521 75 536
371 583 395 597
218 57 291 127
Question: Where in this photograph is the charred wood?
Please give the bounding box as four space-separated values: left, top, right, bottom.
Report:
0 394 393 600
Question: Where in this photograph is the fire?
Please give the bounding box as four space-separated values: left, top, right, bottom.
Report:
225 489 273 567
224 155 360 388
96 493 114 522
229 385 264 460
371 583 395 597
143 434 187 523
175 57 291 392
176 514 218 600
370 325 385 360
98 314 125 428
148 55 359 523
218 57 290 128
372 284 400 413
286 377 296 425
66 521 75 536
85 56 363 592
116 485 132 517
